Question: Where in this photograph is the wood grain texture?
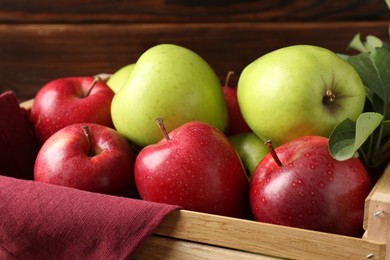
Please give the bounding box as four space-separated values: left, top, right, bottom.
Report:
0 0 389 23
134 235 277 259
1 22 389 101
154 209 386 260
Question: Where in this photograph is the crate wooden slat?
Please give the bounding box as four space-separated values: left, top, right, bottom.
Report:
134 235 278 259
152 210 385 259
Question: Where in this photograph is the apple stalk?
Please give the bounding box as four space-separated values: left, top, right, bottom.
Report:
82 125 94 156
265 140 283 167
85 76 101 97
324 89 336 103
156 117 171 141
93 73 112 83
224 70 235 87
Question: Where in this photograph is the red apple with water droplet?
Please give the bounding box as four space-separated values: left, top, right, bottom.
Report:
34 123 136 196
134 119 249 218
222 71 251 136
30 76 115 145
249 136 371 236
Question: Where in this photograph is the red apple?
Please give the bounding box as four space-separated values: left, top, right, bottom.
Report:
249 136 371 237
223 71 251 136
30 76 115 145
134 119 249 218
34 123 136 196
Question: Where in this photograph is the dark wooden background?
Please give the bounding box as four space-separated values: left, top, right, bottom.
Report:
0 0 389 101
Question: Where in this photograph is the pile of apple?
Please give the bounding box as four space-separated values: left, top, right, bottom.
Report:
30 43 372 237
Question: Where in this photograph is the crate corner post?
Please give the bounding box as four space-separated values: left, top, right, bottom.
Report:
364 164 390 259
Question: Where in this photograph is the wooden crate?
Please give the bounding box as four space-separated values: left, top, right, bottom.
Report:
21 97 390 259
6 1 390 259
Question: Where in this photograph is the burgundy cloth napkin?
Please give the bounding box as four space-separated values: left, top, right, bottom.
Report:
0 91 38 180
0 91 181 259
0 176 180 259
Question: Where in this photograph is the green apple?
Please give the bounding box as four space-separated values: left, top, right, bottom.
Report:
229 132 268 177
106 63 135 93
111 44 228 147
237 45 366 146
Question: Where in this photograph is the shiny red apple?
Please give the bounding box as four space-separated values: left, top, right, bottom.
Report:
30 76 115 145
249 136 372 237
222 71 251 136
134 119 250 218
34 123 136 196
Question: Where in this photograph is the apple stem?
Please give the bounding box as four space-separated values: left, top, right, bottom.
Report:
325 90 336 102
224 71 235 87
265 140 283 167
82 125 94 156
93 73 112 83
85 76 100 97
156 117 170 141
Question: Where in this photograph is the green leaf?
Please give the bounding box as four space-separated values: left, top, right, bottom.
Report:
329 113 383 161
348 34 383 53
356 112 384 148
328 118 357 161
384 119 390 130
348 33 368 53
383 119 390 139
366 35 384 52
339 34 390 169
346 47 390 120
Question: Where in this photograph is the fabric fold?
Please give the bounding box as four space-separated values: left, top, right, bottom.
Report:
0 176 180 259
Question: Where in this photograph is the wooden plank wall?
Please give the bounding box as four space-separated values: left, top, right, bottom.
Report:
0 0 389 101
